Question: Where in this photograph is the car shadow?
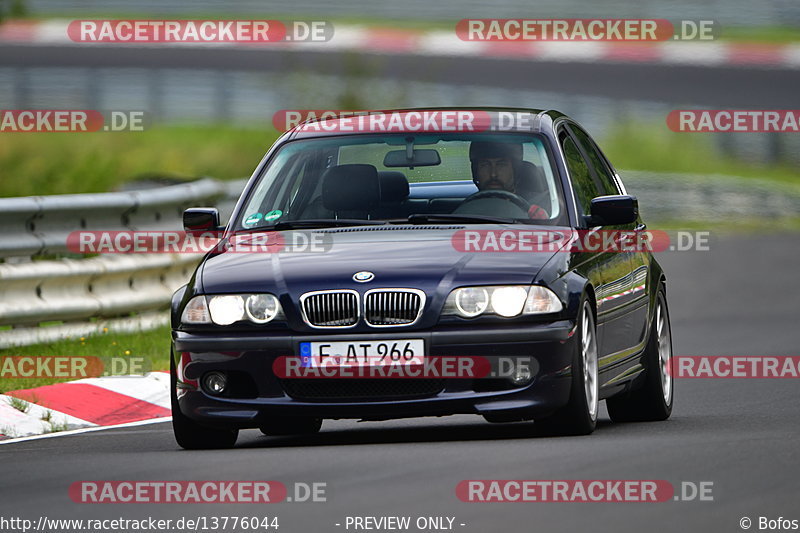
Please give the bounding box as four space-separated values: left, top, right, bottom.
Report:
234 418 616 449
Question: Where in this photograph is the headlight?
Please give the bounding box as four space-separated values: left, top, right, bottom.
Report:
208 295 245 325
181 294 283 325
181 296 211 324
444 285 562 319
454 287 490 317
244 294 280 323
524 286 564 314
490 286 528 317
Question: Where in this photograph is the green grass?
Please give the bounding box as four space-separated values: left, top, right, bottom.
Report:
3 120 798 199
602 121 800 185
0 326 171 393
6 395 31 413
649 217 800 233
718 26 800 44
0 124 279 198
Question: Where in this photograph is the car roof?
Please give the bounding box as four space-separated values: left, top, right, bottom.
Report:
283 107 568 140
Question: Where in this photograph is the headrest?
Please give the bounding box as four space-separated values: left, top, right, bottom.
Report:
322 164 381 212
515 161 549 196
469 141 523 161
378 171 409 202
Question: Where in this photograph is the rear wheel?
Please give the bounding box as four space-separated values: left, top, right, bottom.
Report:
260 417 322 436
607 289 673 422
171 353 238 450
535 299 598 435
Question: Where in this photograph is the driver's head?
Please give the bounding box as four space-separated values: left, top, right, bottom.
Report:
469 141 523 192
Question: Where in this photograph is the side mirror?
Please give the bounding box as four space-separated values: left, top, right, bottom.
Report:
183 207 220 232
586 195 638 226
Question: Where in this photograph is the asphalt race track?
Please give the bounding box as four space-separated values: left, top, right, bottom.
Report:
2 233 798 532
3 43 800 107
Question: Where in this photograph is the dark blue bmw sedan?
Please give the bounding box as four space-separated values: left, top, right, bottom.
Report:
170 108 674 449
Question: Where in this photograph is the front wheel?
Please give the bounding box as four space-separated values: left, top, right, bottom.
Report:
535 299 598 435
171 353 238 450
607 289 673 422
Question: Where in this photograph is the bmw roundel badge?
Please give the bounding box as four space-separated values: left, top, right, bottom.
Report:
353 271 375 283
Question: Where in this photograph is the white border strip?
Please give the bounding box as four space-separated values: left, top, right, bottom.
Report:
0 416 171 445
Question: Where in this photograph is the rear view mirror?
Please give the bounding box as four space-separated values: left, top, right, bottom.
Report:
587 195 639 226
183 207 220 232
383 149 441 168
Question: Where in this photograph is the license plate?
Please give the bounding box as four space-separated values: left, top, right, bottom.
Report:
299 340 425 368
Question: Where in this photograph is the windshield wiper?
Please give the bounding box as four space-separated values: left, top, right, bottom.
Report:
407 214 519 225
243 219 389 232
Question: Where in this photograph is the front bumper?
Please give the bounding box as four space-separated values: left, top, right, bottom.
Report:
172 320 577 429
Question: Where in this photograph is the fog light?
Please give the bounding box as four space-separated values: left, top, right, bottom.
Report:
509 364 533 386
203 371 227 395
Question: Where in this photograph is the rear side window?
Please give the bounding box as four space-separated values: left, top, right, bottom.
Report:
560 133 598 216
570 126 620 196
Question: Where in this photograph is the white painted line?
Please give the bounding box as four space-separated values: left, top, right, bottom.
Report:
326 26 369 49
34 19 71 43
0 416 172 445
660 42 729 66
417 32 480 57
537 41 609 61
783 45 800 68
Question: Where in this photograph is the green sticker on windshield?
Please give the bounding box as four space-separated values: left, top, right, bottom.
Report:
244 213 263 226
263 209 283 222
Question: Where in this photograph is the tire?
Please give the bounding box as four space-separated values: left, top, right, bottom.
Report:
170 353 239 450
260 417 322 436
535 298 598 436
607 288 673 422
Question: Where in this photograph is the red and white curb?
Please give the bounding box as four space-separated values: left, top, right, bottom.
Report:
0 20 798 69
0 371 170 441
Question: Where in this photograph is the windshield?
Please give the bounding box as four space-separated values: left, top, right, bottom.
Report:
235 133 568 230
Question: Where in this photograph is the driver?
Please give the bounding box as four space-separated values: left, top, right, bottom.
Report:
468 141 548 219
469 141 520 193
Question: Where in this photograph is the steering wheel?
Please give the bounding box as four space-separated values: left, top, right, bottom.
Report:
455 189 531 216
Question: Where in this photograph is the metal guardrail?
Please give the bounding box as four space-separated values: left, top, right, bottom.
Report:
0 172 797 349
0 178 228 258
0 254 199 325
0 178 247 348
622 171 800 221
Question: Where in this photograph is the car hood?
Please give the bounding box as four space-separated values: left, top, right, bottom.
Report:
199 225 569 296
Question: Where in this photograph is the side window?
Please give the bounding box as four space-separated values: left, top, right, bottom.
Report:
570 126 620 196
560 132 598 216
